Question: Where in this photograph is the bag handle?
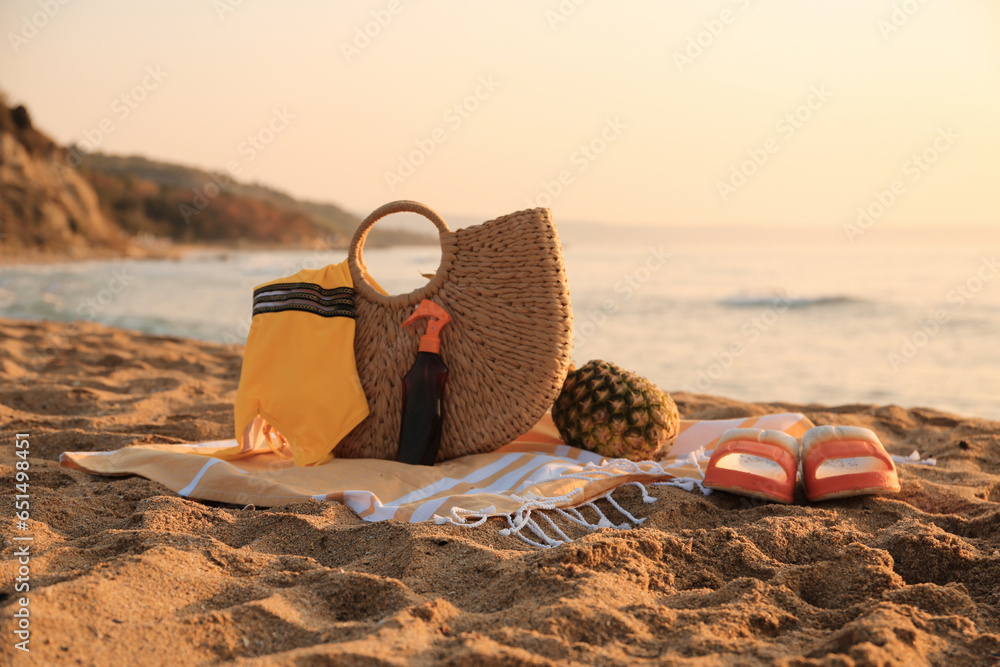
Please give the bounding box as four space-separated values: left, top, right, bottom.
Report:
348 200 457 307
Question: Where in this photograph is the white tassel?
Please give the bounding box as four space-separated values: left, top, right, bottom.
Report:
556 506 600 530
604 490 645 525
561 457 673 483
536 510 572 543
429 458 712 549
893 450 936 466
651 476 712 496
626 481 659 504
501 514 551 548
526 517 564 547
665 447 710 478
433 505 491 527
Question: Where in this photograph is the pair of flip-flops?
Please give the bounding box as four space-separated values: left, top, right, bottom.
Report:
703 425 901 503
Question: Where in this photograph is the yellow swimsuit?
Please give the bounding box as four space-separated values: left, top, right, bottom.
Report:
232 261 373 467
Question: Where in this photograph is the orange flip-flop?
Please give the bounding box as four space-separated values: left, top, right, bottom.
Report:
801 425 900 502
704 428 800 504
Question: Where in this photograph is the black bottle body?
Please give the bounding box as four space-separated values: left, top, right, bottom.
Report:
396 351 448 465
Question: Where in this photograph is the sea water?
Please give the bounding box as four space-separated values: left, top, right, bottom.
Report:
2 226 998 420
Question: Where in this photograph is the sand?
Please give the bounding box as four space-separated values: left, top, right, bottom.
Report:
2 316 999 666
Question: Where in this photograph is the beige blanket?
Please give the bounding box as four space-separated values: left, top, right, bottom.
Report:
61 412 814 546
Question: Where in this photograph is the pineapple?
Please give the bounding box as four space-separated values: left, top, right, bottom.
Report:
552 360 679 460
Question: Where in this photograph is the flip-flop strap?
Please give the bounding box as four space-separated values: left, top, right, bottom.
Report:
803 439 895 472
706 440 797 503
713 440 798 480
803 439 898 500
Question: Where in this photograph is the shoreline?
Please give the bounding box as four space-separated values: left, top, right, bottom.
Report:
1 317 999 665
0 314 992 423
0 239 355 267
0 231 440 267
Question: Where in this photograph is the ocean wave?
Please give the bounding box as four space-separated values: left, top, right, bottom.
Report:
718 293 865 309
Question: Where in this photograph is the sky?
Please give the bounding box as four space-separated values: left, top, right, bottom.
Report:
1 0 999 229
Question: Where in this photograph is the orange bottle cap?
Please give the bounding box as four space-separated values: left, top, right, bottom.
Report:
402 300 451 354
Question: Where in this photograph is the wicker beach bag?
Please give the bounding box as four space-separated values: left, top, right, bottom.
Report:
335 200 574 461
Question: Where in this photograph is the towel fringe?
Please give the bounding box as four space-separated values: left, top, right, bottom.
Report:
604 491 646 525
526 517 564 547
650 476 713 496
893 450 937 466
568 457 673 481
430 454 714 548
536 510 572 542
556 506 591 529
435 477 707 548
626 481 659 504
504 515 553 549
665 446 711 478
433 505 494 527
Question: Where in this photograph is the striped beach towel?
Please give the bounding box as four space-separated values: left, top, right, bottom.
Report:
61 412 814 547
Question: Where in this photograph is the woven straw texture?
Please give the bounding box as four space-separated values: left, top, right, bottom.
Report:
337 200 574 461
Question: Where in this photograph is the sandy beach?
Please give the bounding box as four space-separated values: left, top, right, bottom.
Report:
2 316 999 666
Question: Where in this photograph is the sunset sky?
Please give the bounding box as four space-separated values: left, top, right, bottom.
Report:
2 0 998 228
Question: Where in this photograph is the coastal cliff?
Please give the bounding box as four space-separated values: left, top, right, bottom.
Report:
0 100 125 257
0 98 433 260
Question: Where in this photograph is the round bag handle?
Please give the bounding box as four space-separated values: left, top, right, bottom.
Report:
348 200 456 307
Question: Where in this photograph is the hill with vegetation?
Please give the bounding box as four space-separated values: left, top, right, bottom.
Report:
0 96 127 257
0 94 434 258
78 152 435 248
